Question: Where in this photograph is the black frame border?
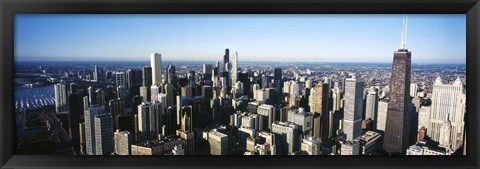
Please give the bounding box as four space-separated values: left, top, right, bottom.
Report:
1 0 479 169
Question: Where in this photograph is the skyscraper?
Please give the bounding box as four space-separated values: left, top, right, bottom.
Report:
203 64 213 82
151 53 162 85
313 83 330 143
94 111 114 155
105 85 115 103
127 69 142 101
116 72 127 87
343 76 364 141
151 85 161 102
117 85 127 100
140 86 150 102
273 67 283 93
54 83 67 112
68 93 83 154
429 76 465 151
365 87 379 121
165 106 178 136
93 65 99 82
231 52 238 86
142 66 152 87
69 82 77 95
410 83 418 97
376 101 388 131
85 105 112 155
138 101 163 141
177 106 194 155
167 64 176 86
95 89 105 106
109 99 125 131
165 84 175 107
332 87 341 112
384 15 412 154
223 48 230 72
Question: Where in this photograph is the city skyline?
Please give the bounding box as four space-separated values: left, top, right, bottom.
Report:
15 14 466 64
13 14 467 156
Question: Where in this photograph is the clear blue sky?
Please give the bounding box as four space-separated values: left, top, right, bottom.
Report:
15 14 466 64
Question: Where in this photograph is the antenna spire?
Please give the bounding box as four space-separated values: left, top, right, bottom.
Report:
405 15 408 49
401 15 408 50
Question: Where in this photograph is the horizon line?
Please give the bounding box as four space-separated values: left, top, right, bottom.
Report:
13 59 466 65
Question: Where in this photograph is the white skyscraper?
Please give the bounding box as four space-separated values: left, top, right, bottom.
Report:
429 76 466 151
150 53 162 85
332 87 341 112
137 101 163 141
365 87 378 121
54 83 67 113
376 101 388 131
410 83 418 97
85 105 110 155
230 52 238 86
343 77 364 141
418 106 431 131
150 85 161 102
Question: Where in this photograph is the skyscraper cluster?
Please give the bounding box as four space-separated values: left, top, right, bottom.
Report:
45 17 466 156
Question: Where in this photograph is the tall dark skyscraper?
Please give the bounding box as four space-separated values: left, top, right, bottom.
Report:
383 16 412 154
68 93 83 154
274 68 283 96
142 66 152 87
70 82 77 95
105 85 115 103
165 106 178 136
94 65 100 82
167 64 176 86
95 88 105 106
127 69 142 102
223 48 230 71
109 99 125 133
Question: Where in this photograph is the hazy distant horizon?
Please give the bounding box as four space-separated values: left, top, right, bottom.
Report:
13 59 466 65
15 14 466 64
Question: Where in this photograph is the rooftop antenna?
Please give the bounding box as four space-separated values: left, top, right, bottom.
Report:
405 15 408 49
401 15 408 50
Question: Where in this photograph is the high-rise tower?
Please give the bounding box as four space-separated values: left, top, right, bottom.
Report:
54 83 67 113
167 64 176 86
383 15 412 154
150 53 162 85
429 76 465 151
93 65 99 82
223 48 230 72
231 52 238 86
343 76 364 141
